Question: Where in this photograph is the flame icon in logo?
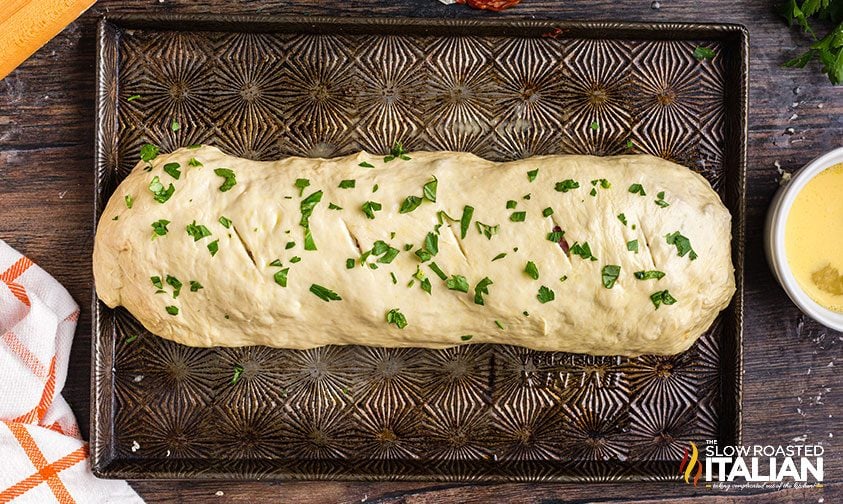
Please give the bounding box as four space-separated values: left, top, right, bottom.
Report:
679 441 703 486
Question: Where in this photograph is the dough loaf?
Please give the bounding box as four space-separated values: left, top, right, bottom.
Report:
94 146 735 356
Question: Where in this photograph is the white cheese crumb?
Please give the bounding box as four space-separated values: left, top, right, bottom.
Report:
131 440 140 452
133 374 144 382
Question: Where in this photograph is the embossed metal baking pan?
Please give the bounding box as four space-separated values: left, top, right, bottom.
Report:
92 15 747 481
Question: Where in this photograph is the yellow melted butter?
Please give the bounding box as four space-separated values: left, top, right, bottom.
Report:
785 163 843 312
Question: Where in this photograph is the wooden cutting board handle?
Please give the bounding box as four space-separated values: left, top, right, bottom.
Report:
0 0 96 80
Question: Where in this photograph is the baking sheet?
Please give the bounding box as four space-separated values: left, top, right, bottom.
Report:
93 16 746 480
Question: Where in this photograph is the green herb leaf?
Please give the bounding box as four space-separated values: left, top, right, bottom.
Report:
339 179 356 189
492 252 507 261
601 265 621 289
523 193 531 200
495 320 505 330
506 200 517 209
475 221 499 240
423 177 437 202
527 169 539 182
446 275 469 293
151 219 170 236
189 280 203 291
590 121 600 130
399 195 423 214
127 94 141 102
148 176 175 203
537 286 555 304
269 259 283 267
693 46 716 61
386 308 408 329
384 141 410 163
214 168 237 192
542 207 553 217
310 283 342 302
188 157 203 167
328 202 342 210
284 241 294 250
627 239 639 253
231 365 244 384
207 240 219 256
151 276 163 289
655 191 670 208
650 289 677 309
510 211 526 222
555 179 580 192
166 275 182 298
626 139 634 149
125 334 139 343
547 229 565 242
429 262 447 281
274 268 289 287
165 305 179 315
170 120 180 132
461 334 473 341
590 187 597 197
362 200 382 219
460 206 474 239
290 256 301 263
473 277 493 305
140 144 159 162
125 194 134 208
424 232 439 256
359 161 375 168
570 241 597 261
628 183 646 196
295 178 310 196
525 261 539 280
186 221 211 241
559 275 568 283
421 277 432 294
665 231 698 260
300 190 323 251
617 213 628 226
635 270 666 280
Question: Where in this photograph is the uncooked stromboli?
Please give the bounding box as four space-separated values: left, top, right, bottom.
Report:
93 145 735 356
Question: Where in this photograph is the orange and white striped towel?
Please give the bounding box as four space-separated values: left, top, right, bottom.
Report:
0 240 141 503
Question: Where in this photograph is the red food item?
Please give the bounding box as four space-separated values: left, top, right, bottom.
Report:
553 226 570 254
457 0 522 12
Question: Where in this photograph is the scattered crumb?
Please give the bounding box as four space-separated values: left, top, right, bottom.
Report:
131 440 140 452
819 498 824 503
789 113 798 121
793 86 801 95
133 374 144 383
792 101 800 107
166 449 171 457
818 103 824 108
792 434 808 442
58 190 67 199
651 1 660 9
785 127 796 135
215 491 224 496
361 495 368 503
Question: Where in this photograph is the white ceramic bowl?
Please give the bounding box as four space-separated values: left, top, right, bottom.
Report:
764 147 843 332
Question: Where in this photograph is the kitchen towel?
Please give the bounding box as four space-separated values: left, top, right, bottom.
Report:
0 239 141 503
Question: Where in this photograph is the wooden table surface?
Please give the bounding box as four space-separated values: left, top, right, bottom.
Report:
1 0 840 502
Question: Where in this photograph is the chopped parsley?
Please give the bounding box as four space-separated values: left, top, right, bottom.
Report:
214 168 237 192
163 162 181 180
403 243 413 251
665 231 698 260
537 286 555 304
339 179 356 189
629 183 646 196
127 94 141 102
461 334 473 341
523 193 531 200
290 256 301 263
295 178 310 196
510 211 526 222
627 239 639 253
372 184 379 193
525 261 539 280
300 190 323 250
527 169 539 182
189 280 203 292
187 144 201 149
359 161 375 168
140 144 159 162
386 308 408 329
460 206 474 239
655 191 670 208
555 179 580 192
309 283 342 302
601 265 621 289
423 177 437 202
495 320 505 330
165 305 179 315
231 365 244 384
542 207 553 217
328 203 342 210
399 195 423 214
592 178 611 189
346 258 355 269
475 221 499 240
650 289 677 309
626 139 634 149
570 242 597 261
151 276 163 289
125 195 134 208
506 200 517 209
207 240 219 256
151 219 170 236
635 270 666 280
362 200 382 219
618 213 628 226
590 121 600 130
446 275 469 293
274 268 289 287
384 141 411 163
429 262 447 281
424 233 438 256
390 272 397 284
165 275 182 298
559 275 568 283
590 187 597 197
148 176 174 203
186 221 211 241
170 120 180 132
473 277 493 305
219 216 232 228
547 229 565 242
125 334 139 343
492 252 507 261
188 157 203 167
285 241 295 250
693 46 716 61
269 259 283 267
